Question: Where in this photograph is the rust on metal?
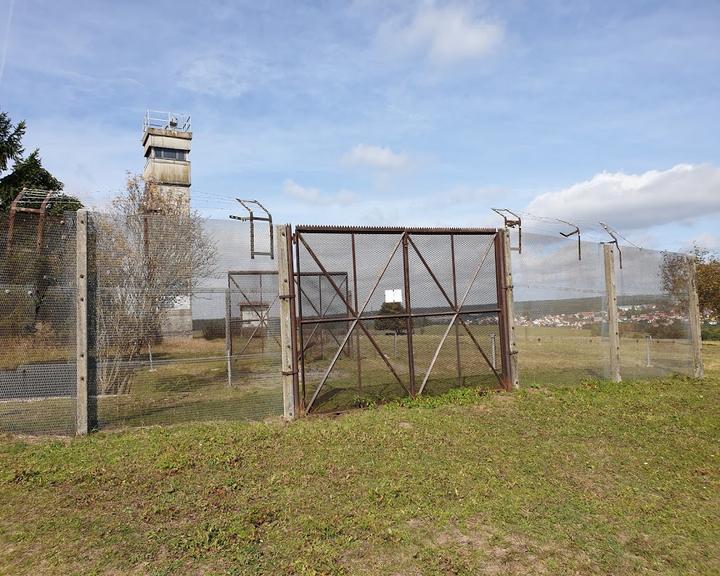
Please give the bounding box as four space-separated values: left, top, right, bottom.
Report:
295 224 498 235
5 188 59 253
295 231 306 411
351 232 362 391
451 235 462 386
494 232 514 391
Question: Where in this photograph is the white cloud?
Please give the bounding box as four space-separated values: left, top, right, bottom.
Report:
342 144 409 169
377 4 504 66
526 164 720 231
178 52 274 98
283 179 356 206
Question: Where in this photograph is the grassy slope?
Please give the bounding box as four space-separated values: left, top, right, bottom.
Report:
0 345 718 575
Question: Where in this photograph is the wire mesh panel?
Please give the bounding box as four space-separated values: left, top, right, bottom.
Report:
0 212 77 435
295 226 504 413
511 232 609 386
87 213 283 431
409 233 501 396
228 271 281 359
616 247 693 378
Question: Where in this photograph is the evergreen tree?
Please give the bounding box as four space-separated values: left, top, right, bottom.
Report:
0 109 80 214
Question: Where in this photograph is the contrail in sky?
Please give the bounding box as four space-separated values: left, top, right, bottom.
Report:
0 0 16 93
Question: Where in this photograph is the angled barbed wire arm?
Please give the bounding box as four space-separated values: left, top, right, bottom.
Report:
491 208 522 253
600 222 623 269
229 199 274 259
557 218 582 261
252 200 274 260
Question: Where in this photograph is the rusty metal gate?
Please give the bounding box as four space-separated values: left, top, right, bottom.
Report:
288 225 513 414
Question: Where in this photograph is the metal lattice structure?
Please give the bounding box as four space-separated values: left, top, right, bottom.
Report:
290 226 513 414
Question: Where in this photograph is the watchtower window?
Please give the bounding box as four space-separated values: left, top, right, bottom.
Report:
152 147 187 161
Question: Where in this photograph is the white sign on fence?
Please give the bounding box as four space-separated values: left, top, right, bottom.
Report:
384 289 402 304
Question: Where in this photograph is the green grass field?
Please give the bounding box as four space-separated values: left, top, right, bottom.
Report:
0 343 718 574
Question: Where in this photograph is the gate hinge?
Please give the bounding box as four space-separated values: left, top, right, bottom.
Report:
279 294 295 301
282 370 298 376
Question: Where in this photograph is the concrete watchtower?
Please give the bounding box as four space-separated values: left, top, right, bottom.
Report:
142 110 192 205
141 110 193 336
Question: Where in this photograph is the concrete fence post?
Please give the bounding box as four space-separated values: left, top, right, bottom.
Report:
76 209 89 435
687 258 704 378
497 229 519 389
504 230 519 389
603 244 622 383
277 225 298 419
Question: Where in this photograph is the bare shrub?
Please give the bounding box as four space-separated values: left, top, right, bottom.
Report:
92 175 216 394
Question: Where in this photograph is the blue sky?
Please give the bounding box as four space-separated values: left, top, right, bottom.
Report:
1 0 719 251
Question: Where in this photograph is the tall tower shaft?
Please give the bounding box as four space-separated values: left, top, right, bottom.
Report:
142 110 192 206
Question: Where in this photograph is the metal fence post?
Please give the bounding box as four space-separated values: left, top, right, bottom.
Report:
225 288 232 387
401 233 416 395
687 257 704 378
603 244 622 382
277 225 298 419
491 333 497 370
496 229 519 390
76 209 89 435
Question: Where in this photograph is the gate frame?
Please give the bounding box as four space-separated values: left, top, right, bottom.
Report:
286 225 517 414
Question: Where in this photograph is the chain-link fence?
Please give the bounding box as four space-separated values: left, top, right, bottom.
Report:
616 246 694 378
86 214 284 430
0 210 702 435
0 212 77 434
0 212 284 434
512 232 609 385
510 229 696 386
